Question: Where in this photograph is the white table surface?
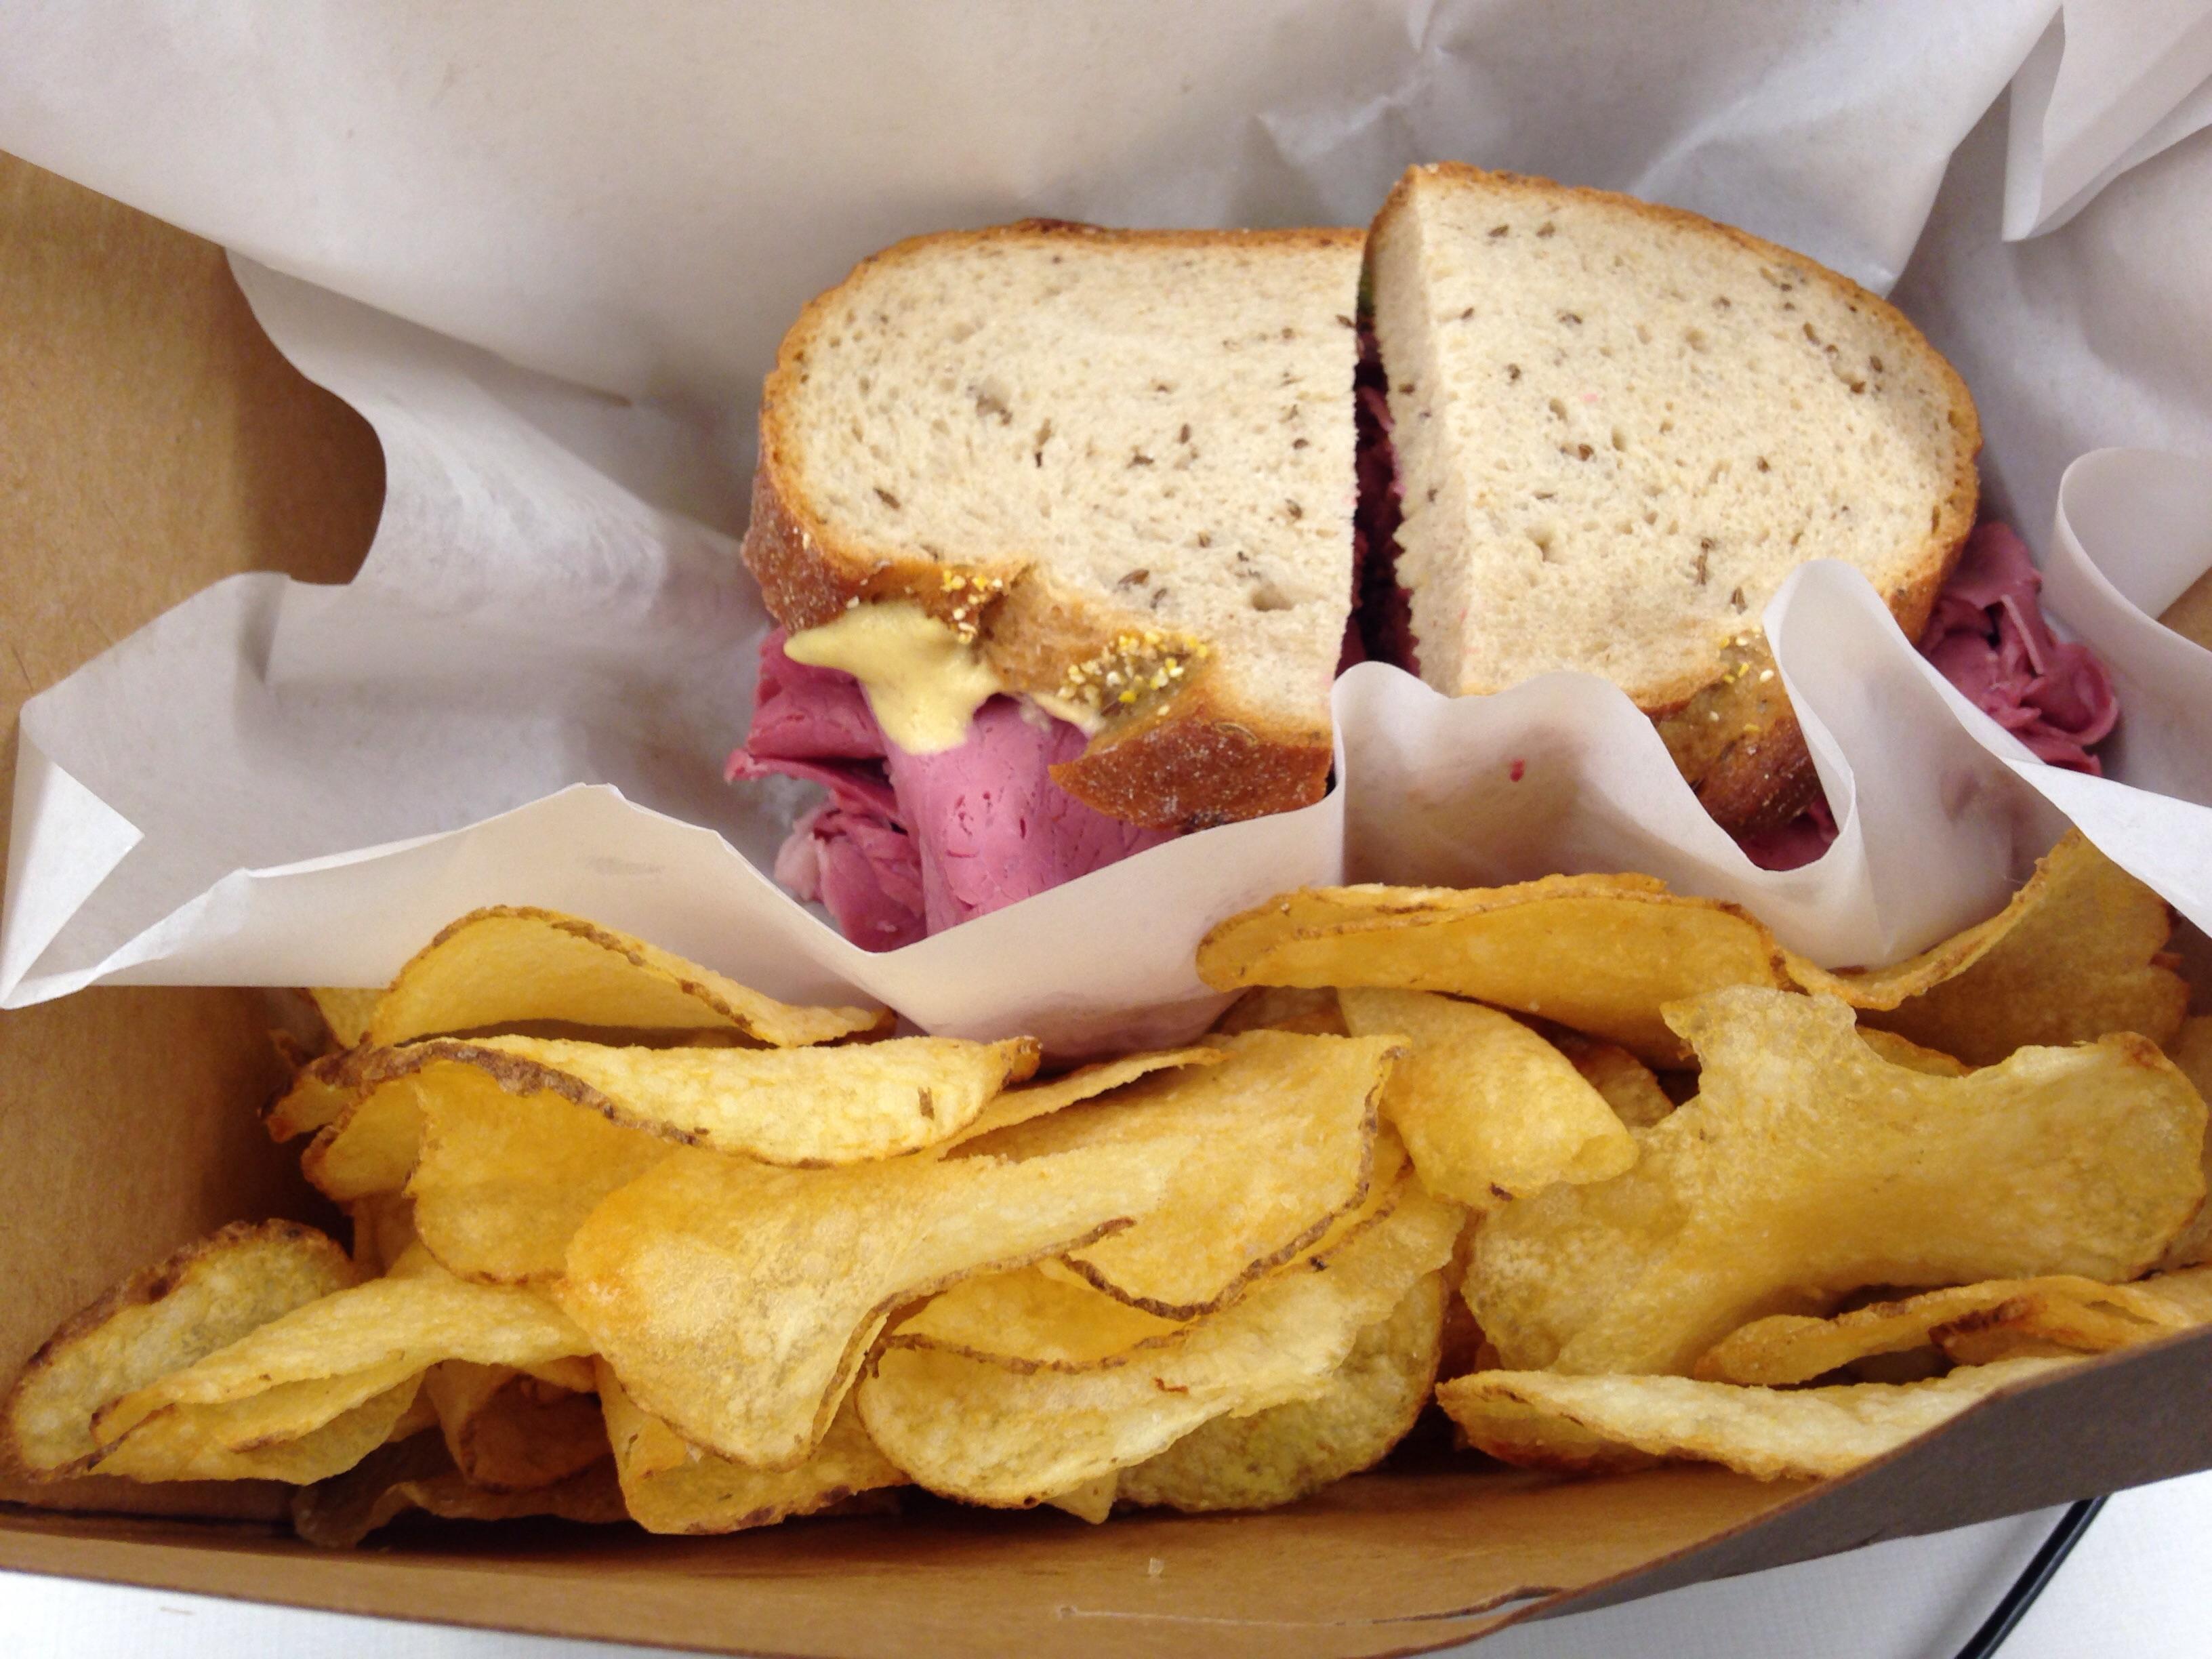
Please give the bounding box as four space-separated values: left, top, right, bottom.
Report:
5 1469 2208 1658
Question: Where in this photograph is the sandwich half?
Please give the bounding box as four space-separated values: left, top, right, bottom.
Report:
1365 163 1982 830
733 220 1363 944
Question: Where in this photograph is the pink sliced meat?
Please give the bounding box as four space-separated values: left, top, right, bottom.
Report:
1738 521 2121 871
1916 522 2118 769
885 701 1171 933
727 631 1170 949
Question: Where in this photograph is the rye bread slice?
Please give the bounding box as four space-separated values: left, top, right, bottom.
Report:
1368 163 1981 830
742 220 1363 830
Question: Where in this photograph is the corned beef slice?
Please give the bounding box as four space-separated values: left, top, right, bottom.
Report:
885 702 1171 933
726 640 924 948
1918 523 2118 770
729 632 1167 949
1738 522 2121 871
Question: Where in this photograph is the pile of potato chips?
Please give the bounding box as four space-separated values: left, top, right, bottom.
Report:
5 830 2207 1545
1202 830 2211 1478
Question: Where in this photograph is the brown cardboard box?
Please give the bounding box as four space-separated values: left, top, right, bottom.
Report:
3 148 2209 1657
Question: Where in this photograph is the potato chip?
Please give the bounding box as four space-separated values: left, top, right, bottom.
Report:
267 1046 369 1142
92 1248 590 1454
92 1378 426 1484
598 1364 900 1536
1693 1275 2200 1385
1790 832 2188 1063
557 1137 1177 1469
1436 1210 1490 1382
365 1033 1037 1166
1339 990 1635 1208
1469 989 2206 1375
890 1265 1187 1370
1196 875 1790 1063
2156 1016 2212 1269
1930 1265 2212 1366
1210 986 1349 1037
308 987 381 1051
1116 1270 1446 1513
302 1077 425 1203
372 906 885 1048
382 1385 442 1446
1439 1357 2076 1480
855 1181 1460 1507
2120 1263 2212 1320
951 1031 1391 1317
291 1430 628 1548
346 1193 421 1277
1042 1473 1120 1524
405 1065 671 1284
518 1355 586 1391
3 1221 356 1479
1549 1036 1677 1129
423 1361 610 1492
936 1047 1225 1151
1855 1029 1972 1076
2171 1015 2212 1097
893 1135 1412 1373
1300 1126 1412 1256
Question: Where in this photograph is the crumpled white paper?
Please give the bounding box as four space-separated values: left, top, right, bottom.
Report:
3 1 2211 1053
2004 0 2212 240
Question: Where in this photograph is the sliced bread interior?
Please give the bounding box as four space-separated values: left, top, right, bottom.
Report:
745 222 1364 828
1368 163 1980 827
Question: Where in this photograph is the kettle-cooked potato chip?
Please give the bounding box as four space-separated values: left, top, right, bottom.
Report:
267 1046 371 1142
405 1066 670 1284
346 1194 420 1277
855 1182 1460 1508
935 1047 1225 1152
1692 1273 2205 1385
557 1137 1178 1470
3 1221 356 1479
889 1264 1187 1370
1339 990 1635 1208
1042 1473 1120 1523
91 1378 427 1484
1115 1270 1446 1514
1547 1033 1677 1129
1788 832 2188 1063
1439 1357 2077 1480
892 1134 1413 1372
291 1429 628 1548
92 1248 590 1458
1854 1029 1972 1076
368 1033 1038 1166
1931 1265 2212 1367
598 1364 901 1536
371 906 888 1048
308 987 381 1051
1469 989 2207 1375
302 1077 425 1202
1210 986 1350 1037
423 1361 610 1492
950 1031 1392 1317
2157 1016 2212 1270
1196 875 1790 1063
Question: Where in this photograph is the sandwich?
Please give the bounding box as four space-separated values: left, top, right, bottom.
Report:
731 220 1364 946
1363 162 1980 833
731 169 2108 943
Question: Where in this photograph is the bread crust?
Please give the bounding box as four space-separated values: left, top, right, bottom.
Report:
1049 680 1333 832
1372 163 1982 831
743 218 1363 830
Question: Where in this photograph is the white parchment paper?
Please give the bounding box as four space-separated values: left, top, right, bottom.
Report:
3 1 2211 1052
